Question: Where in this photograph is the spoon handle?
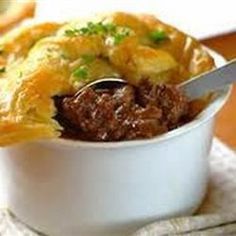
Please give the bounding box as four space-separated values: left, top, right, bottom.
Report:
179 59 236 100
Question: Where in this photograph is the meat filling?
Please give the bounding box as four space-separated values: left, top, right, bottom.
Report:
54 80 190 141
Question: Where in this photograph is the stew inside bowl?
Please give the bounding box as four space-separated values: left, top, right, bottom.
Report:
54 79 205 141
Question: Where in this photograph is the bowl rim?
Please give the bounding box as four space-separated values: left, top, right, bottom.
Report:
42 49 231 149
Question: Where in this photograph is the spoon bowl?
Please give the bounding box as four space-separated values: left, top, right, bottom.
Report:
75 78 127 97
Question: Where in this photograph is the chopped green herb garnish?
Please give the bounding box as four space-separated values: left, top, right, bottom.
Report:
79 27 89 34
87 22 104 35
18 71 23 77
113 27 131 45
65 22 108 37
61 53 68 60
81 54 95 64
64 29 79 37
73 66 88 79
0 67 5 73
113 34 126 45
105 23 116 33
150 30 168 43
64 21 132 45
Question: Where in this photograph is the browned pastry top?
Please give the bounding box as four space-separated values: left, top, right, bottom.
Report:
0 12 214 145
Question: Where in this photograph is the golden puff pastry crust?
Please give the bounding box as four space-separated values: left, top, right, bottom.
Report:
0 12 215 146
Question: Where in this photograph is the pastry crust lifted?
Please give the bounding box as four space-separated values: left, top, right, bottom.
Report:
0 12 214 146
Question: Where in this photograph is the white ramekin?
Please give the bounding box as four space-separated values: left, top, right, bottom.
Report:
0 51 230 236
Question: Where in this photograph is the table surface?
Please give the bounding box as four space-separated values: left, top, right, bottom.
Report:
201 32 236 148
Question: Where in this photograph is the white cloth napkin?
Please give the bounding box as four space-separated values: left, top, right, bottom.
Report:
1 138 236 235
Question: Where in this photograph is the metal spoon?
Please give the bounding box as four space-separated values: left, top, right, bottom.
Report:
75 77 127 97
76 59 236 100
179 59 236 100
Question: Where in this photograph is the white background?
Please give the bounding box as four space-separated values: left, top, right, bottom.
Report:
36 0 236 39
